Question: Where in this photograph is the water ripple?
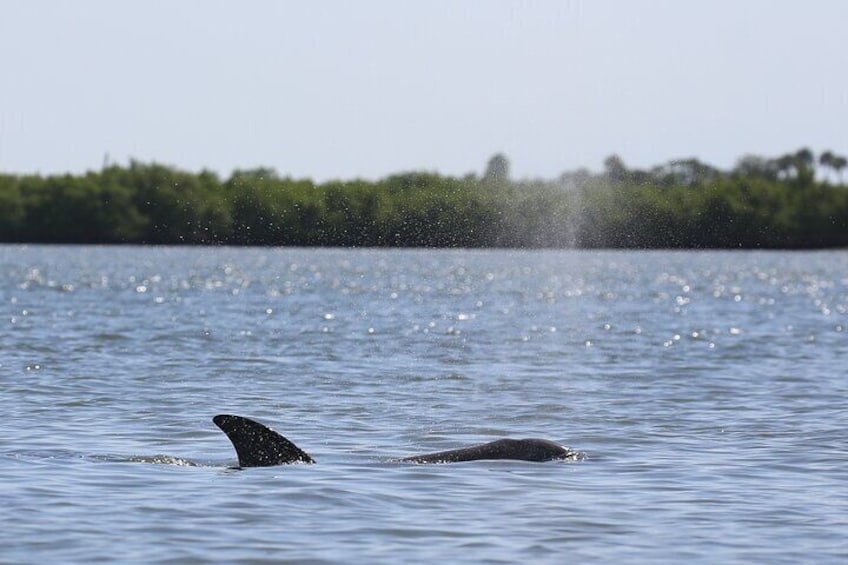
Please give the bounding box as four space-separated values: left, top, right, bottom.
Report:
1 246 846 563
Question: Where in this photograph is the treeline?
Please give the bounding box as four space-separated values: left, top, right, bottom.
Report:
1 148 847 248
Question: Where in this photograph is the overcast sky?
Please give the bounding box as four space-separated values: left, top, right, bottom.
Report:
2 1 846 181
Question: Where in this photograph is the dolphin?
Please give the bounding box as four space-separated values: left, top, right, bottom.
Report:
213 414 315 466
397 438 579 464
213 414 581 467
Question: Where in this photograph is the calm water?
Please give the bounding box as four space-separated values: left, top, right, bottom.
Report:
1 245 846 563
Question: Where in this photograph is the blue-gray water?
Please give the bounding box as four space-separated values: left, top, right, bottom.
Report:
2 245 845 563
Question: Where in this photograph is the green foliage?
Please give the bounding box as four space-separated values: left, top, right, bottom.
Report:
0 149 846 248
0 175 25 240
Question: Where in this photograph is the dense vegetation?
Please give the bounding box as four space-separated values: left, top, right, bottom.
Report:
1 148 846 248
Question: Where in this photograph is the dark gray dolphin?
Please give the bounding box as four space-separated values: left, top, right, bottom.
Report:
398 438 579 463
213 414 315 466
213 414 581 468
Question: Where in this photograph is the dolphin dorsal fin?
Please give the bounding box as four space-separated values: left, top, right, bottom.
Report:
213 414 315 467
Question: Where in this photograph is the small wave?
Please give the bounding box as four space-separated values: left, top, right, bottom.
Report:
125 455 200 467
86 454 204 467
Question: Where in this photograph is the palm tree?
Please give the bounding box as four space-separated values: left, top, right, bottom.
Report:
483 153 510 184
793 148 815 187
820 151 835 183
775 154 796 180
819 151 847 185
603 154 628 183
795 147 814 168
833 155 847 185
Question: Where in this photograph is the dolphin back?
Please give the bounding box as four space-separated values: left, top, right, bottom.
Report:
401 438 580 463
213 414 315 467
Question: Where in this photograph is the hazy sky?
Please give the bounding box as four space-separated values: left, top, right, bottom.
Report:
2 1 846 181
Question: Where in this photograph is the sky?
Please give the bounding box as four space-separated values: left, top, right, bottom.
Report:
2 0 846 182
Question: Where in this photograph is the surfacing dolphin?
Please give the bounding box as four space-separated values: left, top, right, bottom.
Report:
213 414 582 467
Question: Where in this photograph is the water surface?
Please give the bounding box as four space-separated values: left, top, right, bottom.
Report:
2 246 846 563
